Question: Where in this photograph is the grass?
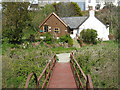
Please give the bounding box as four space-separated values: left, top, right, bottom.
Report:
75 40 118 88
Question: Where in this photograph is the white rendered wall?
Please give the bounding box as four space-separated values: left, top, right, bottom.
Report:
70 29 78 39
78 10 109 41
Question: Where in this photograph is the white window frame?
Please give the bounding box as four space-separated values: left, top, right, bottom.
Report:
54 27 60 33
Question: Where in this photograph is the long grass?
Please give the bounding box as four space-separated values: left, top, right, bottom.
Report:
75 41 118 88
2 42 54 88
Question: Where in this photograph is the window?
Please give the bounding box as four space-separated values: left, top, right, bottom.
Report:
54 28 60 33
48 26 51 32
44 25 48 32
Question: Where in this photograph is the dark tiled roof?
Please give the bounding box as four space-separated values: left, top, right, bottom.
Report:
61 16 88 29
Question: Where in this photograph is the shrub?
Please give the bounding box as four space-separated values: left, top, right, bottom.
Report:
80 29 98 44
2 45 54 88
29 34 35 42
108 34 114 40
59 34 73 46
43 33 56 44
75 41 118 88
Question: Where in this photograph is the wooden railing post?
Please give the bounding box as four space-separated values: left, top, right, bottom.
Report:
25 72 38 88
45 70 46 79
48 63 51 79
86 74 94 90
54 55 56 66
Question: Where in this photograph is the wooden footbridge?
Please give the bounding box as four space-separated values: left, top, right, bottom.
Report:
25 52 93 89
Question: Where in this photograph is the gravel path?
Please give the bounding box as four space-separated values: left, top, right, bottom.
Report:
56 53 70 62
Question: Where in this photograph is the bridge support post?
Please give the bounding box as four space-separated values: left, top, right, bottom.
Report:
86 74 94 90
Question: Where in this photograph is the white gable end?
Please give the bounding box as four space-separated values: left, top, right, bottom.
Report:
78 10 109 41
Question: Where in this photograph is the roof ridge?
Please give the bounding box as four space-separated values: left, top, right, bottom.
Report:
39 12 68 28
61 16 88 29
61 16 88 18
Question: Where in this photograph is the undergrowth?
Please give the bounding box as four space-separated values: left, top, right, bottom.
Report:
2 44 54 88
75 41 118 88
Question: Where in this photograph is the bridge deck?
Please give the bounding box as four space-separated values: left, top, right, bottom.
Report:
47 62 77 88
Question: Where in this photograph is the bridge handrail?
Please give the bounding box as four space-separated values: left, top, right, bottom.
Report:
24 55 56 88
70 52 87 88
37 55 56 88
25 72 38 88
70 52 93 89
70 52 87 80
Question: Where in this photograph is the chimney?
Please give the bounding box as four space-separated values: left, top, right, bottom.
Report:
89 10 95 17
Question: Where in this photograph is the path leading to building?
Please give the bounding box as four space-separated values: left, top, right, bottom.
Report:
47 53 77 88
47 62 77 88
25 53 93 88
56 53 70 62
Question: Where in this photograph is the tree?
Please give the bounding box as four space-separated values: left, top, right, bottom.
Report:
30 4 55 29
96 3 119 41
52 2 82 17
2 2 30 43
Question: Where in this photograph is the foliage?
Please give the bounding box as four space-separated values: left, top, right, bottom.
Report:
52 2 82 17
43 32 56 44
2 43 54 88
29 34 35 42
71 2 82 16
75 41 118 88
96 4 119 41
30 4 55 29
81 10 89 16
80 29 98 44
59 34 73 46
22 25 36 40
2 2 30 43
